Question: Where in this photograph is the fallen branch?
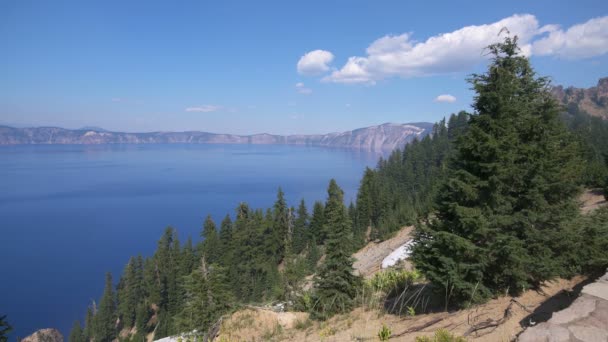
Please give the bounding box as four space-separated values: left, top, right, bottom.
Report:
463 301 514 337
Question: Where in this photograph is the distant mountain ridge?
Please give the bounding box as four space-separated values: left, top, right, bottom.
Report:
0 122 434 150
552 77 608 119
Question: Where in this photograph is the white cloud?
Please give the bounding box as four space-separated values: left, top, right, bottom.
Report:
297 50 334 75
434 94 457 103
185 105 222 113
295 82 312 95
324 14 539 84
532 16 608 59
315 14 608 84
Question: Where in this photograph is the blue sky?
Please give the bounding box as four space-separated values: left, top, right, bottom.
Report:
1 0 607 135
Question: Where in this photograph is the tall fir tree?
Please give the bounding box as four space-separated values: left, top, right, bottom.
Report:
219 214 234 267
68 321 84 342
272 187 289 261
412 35 582 305
94 272 117 342
0 315 12 342
312 180 360 319
292 199 309 255
309 201 326 244
201 215 221 264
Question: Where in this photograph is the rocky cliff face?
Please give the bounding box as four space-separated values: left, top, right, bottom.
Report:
0 122 433 151
552 77 608 119
20 328 63 342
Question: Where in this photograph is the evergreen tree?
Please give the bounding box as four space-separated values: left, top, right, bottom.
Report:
272 187 289 261
219 214 234 266
306 237 320 272
0 315 12 342
312 180 360 319
68 320 84 342
94 272 117 342
83 305 94 342
309 201 326 243
134 302 149 340
412 36 582 305
180 237 197 281
292 199 309 255
117 257 143 329
201 215 220 264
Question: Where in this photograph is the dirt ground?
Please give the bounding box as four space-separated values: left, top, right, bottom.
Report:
353 226 414 279
579 188 607 214
215 277 587 341
213 189 605 342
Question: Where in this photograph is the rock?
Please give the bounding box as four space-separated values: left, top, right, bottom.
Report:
518 270 608 341
20 328 63 342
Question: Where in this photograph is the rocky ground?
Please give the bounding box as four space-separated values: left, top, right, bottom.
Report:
519 271 608 342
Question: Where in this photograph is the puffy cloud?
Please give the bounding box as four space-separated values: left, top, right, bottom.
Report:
185 105 222 113
297 50 334 75
434 94 457 103
315 14 608 84
295 82 312 94
532 16 608 59
324 14 540 84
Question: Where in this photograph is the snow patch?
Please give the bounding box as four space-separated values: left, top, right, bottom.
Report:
381 240 414 269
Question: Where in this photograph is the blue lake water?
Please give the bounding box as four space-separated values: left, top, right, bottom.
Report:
0 144 381 339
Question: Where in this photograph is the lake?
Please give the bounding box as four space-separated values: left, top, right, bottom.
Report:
0 144 381 339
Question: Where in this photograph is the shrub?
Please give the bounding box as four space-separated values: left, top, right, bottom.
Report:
415 329 466 342
378 324 392 341
366 269 422 294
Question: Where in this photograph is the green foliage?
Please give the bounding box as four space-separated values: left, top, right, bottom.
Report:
68 321 85 342
415 329 467 342
355 112 469 242
309 201 326 243
0 315 12 342
174 259 235 333
562 104 608 187
412 36 583 306
562 207 608 273
201 215 221 264
294 318 313 330
366 269 422 294
117 256 144 328
377 324 392 341
312 180 361 319
292 199 310 255
94 272 117 342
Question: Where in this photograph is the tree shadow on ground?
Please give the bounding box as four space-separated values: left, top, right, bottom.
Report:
519 276 597 328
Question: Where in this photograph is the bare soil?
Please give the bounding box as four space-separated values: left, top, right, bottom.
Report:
353 226 414 279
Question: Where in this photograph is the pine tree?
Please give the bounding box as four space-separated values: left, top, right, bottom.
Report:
83 305 94 342
292 199 309 255
272 187 289 261
68 321 84 342
0 315 12 342
180 237 197 280
117 257 143 329
219 214 234 266
412 35 582 305
309 201 326 243
94 272 117 342
201 215 220 264
312 180 360 319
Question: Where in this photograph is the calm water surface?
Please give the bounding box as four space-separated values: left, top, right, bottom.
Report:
0 144 381 339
